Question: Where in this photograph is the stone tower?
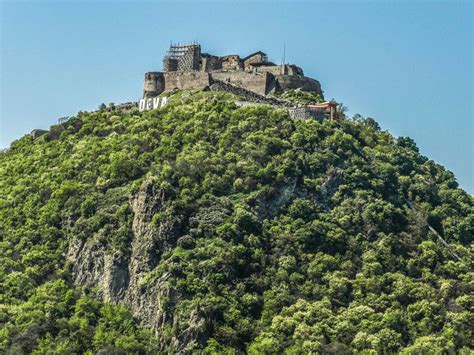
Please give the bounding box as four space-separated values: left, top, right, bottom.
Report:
143 72 165 98
163 43 201 72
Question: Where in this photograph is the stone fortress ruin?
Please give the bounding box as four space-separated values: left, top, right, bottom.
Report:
143 42 323 98
29 42 338 142
141 42 338 120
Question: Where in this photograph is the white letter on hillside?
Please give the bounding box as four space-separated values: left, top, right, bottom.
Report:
146 98 153 110
160 96 168 107
139 99 146 111
153 97 161 109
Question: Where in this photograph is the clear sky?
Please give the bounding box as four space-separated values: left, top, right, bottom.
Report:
1 0 472 193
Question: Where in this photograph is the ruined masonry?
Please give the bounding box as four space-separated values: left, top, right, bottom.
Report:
30 42 337 141
144 42 322 98
142 42 337 120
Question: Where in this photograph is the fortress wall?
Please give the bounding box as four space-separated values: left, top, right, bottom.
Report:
275 75 323 96
255 65 283 76
163 71 211 92
201 56 222 72
210 79 292 107
143 51 323 99
244 53 266 69
211 71 271 96
221 56 242 70
144 72 165 98
254 64 304 76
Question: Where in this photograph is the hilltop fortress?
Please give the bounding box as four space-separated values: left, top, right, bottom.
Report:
28 43 337 142
143 42 323 98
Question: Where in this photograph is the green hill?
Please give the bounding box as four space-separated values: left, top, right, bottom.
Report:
0 90 472 354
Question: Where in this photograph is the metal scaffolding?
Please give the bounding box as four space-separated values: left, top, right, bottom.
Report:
163 42 201 72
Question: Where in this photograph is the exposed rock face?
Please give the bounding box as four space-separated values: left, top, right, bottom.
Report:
65 174 340 351
66 179 182 346
127 179 168 301
275 74 322 93
66 236 129 302
30 129 48 140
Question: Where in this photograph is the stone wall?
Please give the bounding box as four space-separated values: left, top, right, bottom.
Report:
163 71 211 92
163 58 178 72
254 64 304 76
288 107 325 121
243 53 267 69
210 80 293 107
211 71 271 96
142 70 323 99
144 57 323 99
254 65 282 76
201 56 222 72
221 55 243 71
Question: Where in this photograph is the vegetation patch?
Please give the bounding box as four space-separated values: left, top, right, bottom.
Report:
0 91 472 353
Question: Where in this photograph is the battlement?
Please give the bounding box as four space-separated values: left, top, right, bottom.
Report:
143 42 323 100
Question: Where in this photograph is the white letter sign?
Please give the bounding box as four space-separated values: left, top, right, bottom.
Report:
139 96 169 112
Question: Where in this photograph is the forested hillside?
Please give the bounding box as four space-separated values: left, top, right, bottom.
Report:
0 90 472 353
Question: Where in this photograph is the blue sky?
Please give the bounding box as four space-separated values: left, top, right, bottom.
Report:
1 0 472 193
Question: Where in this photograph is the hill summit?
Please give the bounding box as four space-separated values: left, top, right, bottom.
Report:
0 89 472 353
143 42 323 98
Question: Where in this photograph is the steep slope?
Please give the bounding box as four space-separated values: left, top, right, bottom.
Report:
0 90 472 353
